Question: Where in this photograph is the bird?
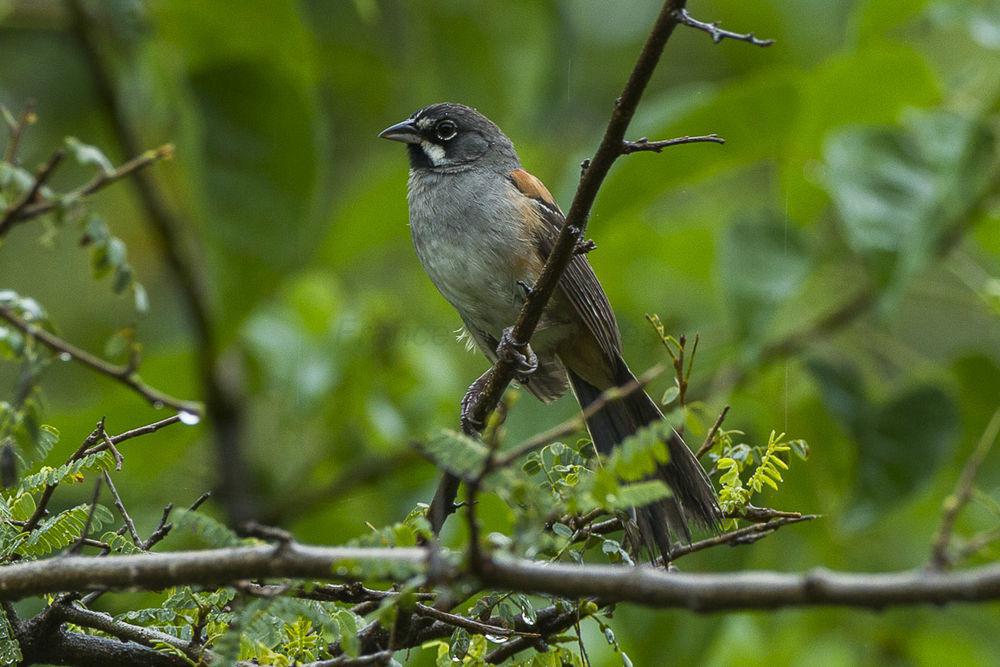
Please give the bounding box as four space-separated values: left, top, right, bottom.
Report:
379 102 719 559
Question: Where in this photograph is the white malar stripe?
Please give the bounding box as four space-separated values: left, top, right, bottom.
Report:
420 140 446 166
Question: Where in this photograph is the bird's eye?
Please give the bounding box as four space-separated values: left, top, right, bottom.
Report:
435 119 458 141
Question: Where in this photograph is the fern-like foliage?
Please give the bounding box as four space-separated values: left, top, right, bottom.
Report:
17 450 114 495
15 503 113 557
715 431 807 517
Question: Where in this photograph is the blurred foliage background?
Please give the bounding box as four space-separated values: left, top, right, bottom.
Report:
1 0 999 664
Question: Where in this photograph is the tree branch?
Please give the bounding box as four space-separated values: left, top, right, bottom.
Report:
68 0 256 524
432 0 712 530
0 544 431 600
0 149 65 236
621 134 724 154
0 145 173 233
479 558 1000 611
0 306 201 415
929 407 1000 569
674 8 775 46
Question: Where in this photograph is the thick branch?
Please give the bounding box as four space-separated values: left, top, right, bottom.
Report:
1 541 997 612
0 544 430 600
479 558 1000 611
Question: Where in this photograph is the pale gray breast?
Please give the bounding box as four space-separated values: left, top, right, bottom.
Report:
407 168 533 334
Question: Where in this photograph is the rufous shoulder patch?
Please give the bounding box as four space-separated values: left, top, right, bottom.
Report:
509 168 560 213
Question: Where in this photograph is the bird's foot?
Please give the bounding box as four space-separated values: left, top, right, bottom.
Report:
460 370 492 435
497 326 538 381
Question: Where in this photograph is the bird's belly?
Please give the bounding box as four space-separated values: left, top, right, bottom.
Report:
414 221 528 334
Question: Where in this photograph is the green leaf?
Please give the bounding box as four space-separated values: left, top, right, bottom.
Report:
605 480 672 511
172 508 242 547
64 137 115 174
660 385 680 406
0 606 22 664
719 211 810 342
420 429 488 479
855 384 959 516
17 450 114 495
824 110 997 309
551 522 573 538
19 503 113 557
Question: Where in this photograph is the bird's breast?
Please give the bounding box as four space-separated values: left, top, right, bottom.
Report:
407 170 540 335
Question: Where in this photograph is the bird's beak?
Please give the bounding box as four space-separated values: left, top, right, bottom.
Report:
378 119 421 144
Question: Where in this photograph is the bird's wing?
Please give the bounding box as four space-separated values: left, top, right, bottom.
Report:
507 168 624 367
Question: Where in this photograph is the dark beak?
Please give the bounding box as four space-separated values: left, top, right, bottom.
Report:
378 119 421 144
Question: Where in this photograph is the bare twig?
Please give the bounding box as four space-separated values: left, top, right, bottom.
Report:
929 408 1000 569
674 8 775 46
666 515 817 560
82 414 183 457
301 652 395 667
413 602 539 638
695 404 730 459
622 134 724 154
101 470 141 546
0 306 201 414
2 101 36 163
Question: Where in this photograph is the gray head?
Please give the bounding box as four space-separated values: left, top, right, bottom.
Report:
379 103 519 172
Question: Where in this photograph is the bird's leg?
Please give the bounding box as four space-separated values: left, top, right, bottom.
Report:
461 369 492 435
497 326 538 382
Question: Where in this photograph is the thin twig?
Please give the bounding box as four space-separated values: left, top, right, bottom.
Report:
929 408 1000 570
674 8 775 46
666 515 817 561
0 306 201 414
2 100 36 164
101 470 141 547
0 149 66 236
491 366 664 470
621 134 724 154
695 405 730 459
54 603 208 663
413 602 540 638
82 414 183 457
3 144 174 230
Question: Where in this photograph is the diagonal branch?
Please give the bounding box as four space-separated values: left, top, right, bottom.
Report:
0 306 201 414
0 149 65 236
432 0 707 530
929 407 1000 569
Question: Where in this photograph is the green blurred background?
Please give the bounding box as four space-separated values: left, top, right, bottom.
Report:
2 0 999 664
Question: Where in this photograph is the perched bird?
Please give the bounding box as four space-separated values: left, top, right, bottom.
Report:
380 103 719 558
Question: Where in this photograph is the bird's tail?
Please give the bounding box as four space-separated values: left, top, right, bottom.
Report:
568 366 720 562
